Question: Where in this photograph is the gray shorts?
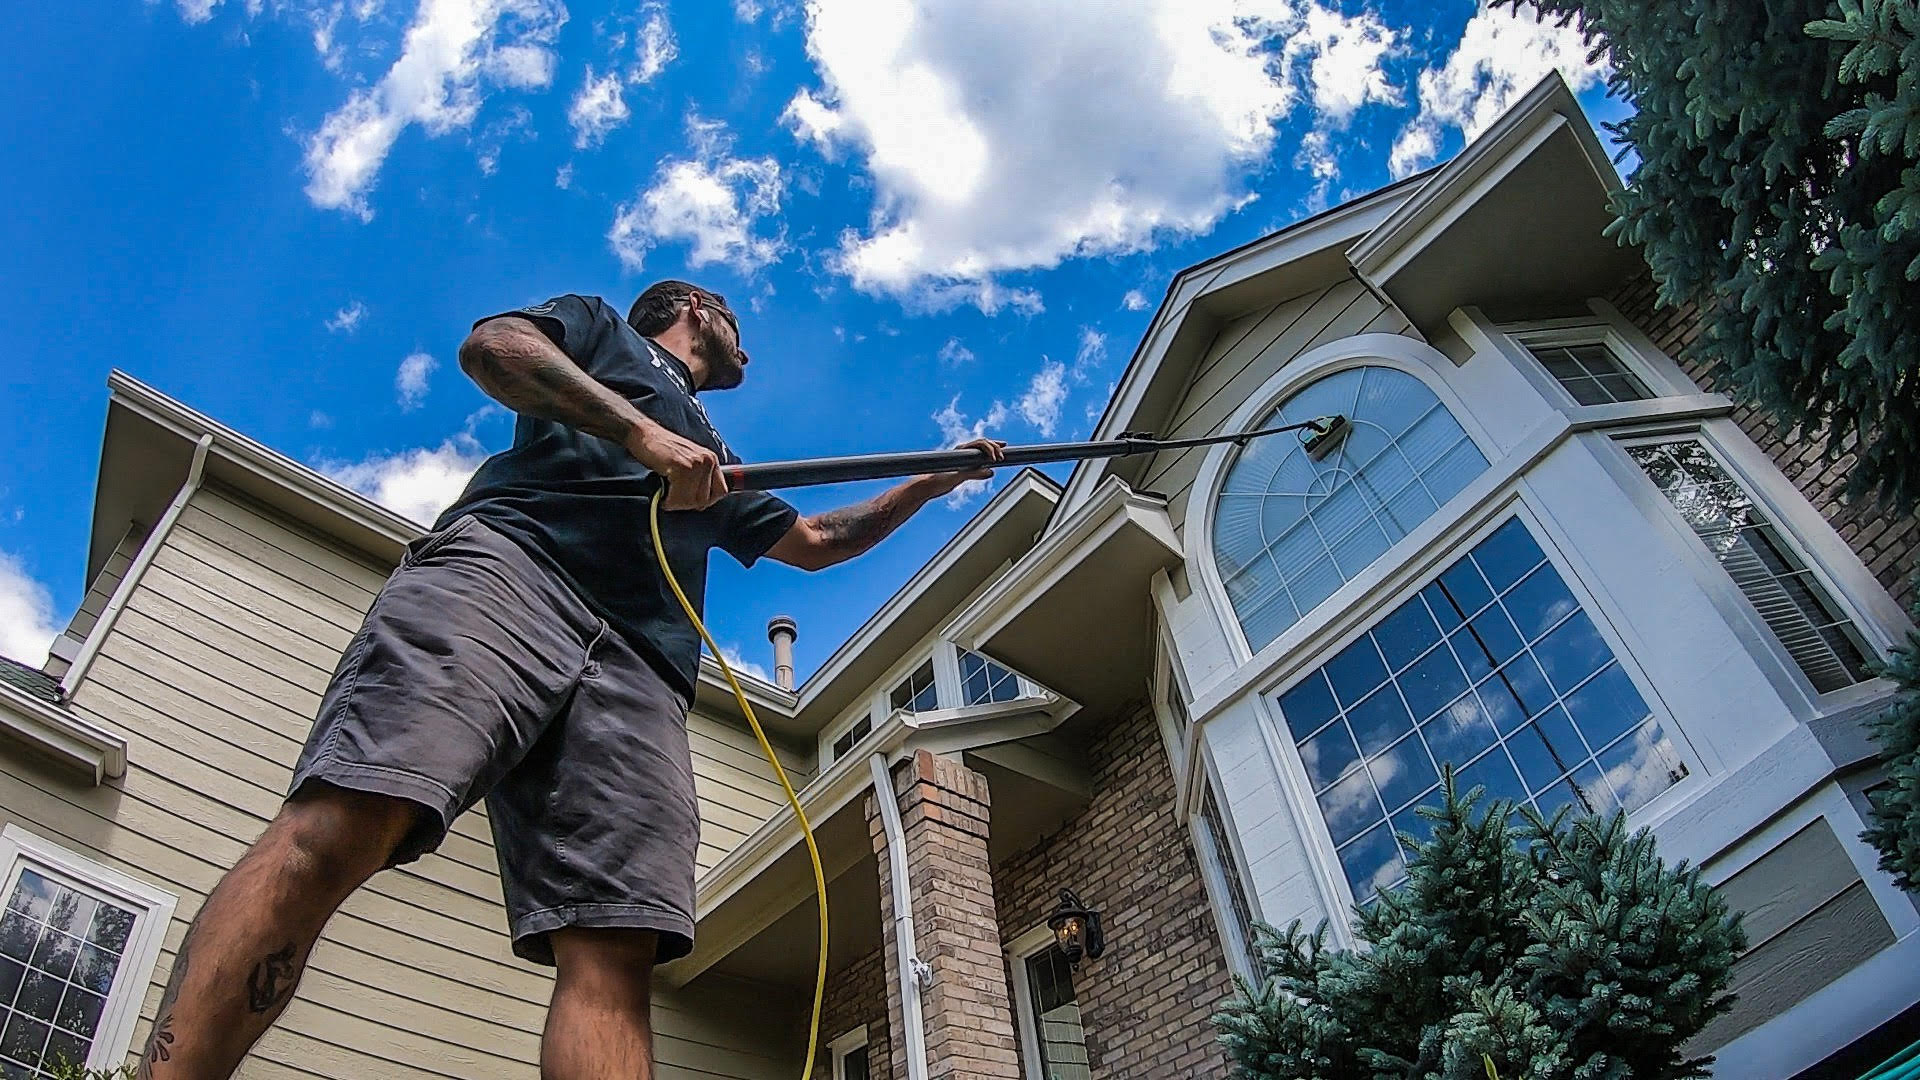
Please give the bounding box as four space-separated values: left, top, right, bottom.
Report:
288 514 700 965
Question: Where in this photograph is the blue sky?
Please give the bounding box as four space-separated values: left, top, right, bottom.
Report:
0 0 1626 683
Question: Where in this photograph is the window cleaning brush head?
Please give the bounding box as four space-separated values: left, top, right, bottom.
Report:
1304 415 1351 461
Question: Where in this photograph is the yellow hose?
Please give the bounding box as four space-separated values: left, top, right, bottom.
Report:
649 493 828 1079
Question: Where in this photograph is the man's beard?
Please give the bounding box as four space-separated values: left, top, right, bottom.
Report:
695 324 744 390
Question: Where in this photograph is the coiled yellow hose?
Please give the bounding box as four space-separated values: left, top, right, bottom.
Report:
649 493 828 1079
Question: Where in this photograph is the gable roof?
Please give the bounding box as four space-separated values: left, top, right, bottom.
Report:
1054 72 1626 525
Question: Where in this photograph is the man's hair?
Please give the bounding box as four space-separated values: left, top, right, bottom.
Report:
627 280 734 336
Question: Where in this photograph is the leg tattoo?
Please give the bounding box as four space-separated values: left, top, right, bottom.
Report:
245 944 300 1014
137 947 186 1080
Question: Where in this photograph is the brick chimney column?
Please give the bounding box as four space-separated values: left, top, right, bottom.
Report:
866 750 1021 1080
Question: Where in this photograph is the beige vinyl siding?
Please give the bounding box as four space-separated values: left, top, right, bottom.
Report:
689 713 812 874
30 483 798 1078
1135 278 1412 531
43 523 146 678
1689 818 1897 1052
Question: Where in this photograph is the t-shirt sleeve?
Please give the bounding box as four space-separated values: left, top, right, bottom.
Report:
716 491 801 568
474 294 603 361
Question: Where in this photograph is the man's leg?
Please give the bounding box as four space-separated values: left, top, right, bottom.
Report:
542 928 659 1080
140 786 418 1079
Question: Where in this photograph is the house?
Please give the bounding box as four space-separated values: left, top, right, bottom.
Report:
0 72 1914 1080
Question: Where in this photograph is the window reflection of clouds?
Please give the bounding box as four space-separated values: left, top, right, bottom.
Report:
1279 518 1689 903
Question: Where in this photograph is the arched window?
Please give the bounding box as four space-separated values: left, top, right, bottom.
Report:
1212 366 1487 651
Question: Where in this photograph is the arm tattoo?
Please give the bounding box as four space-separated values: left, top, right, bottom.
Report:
459 321 638 444
809 487 921 561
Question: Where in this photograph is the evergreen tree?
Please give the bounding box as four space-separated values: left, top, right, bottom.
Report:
1498 0 1920 509
1214 776 1745 1080
1863 596 1920 889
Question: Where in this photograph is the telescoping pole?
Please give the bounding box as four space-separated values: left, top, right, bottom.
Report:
720 415 1349 493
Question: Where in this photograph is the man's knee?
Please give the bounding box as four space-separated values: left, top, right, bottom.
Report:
265 784 422 891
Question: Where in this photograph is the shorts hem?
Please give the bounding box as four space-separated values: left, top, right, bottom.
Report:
288 761 460 865
511 903 695 966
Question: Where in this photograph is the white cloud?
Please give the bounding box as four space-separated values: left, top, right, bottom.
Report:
1388 2 1608 178
732 0 761 19
608 116 785 274
717 644 770 682
1072 327 1106 382
567 4 675 151
310 410 334 429
932 396 1010 506
633 5 678 83
1017 360 1068 437
0 552 60 667
782 0 1398 312
1292 4 1400 123
325 299 367 333
555 162 574 189
302 0 567 219
176 0 224 23
396 351 438 410
322 424 490 527
568 67 631 149
1122 289 1149 311
937 338 974 365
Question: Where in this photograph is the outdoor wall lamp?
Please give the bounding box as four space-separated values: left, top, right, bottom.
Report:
1046 888 1105 967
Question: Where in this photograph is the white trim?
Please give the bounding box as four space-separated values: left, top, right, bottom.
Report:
61 433 213 698
1058 181 1424 521
1189 762 1262 983
1245 496 1707 928
792 471 1057 710
0 683 127 785
1348 75 1617 286
869 754 930 1080
1605 426 1904 716
0 824 177 1075
1185 333 1496 668
1500 321 1689 407
829 1023 871 1080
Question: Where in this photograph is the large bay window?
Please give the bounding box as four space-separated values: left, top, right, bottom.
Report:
1212 366 1488 652
1276 518 1689 904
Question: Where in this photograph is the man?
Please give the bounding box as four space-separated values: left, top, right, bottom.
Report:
139 280 1005 1079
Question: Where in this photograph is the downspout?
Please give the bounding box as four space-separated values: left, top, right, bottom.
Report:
869 752 931 1080
61 434 215 698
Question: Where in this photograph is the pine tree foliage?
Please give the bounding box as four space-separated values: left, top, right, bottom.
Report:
1499 0 1920 508
1213 776 1745 1080
1862 592 1920 889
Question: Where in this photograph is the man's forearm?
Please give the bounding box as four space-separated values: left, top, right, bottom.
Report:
804 478 941 567
458 320 644 444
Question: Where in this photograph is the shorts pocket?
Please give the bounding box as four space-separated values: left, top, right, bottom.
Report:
400 514 476 570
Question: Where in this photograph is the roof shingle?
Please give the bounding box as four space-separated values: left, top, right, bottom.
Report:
0 655 60 704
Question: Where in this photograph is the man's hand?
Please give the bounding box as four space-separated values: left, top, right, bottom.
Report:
626 423 728 510
912 438 1008 497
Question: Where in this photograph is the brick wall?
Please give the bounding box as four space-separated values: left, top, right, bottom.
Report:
1609 276 1917 612
812 944 890 1080
993 706 1237 1080
868 750 1023 1080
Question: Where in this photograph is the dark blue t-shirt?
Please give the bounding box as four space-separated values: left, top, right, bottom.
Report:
437 294 799 702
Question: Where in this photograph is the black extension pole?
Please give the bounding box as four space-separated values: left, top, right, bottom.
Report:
721 415 1347 492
